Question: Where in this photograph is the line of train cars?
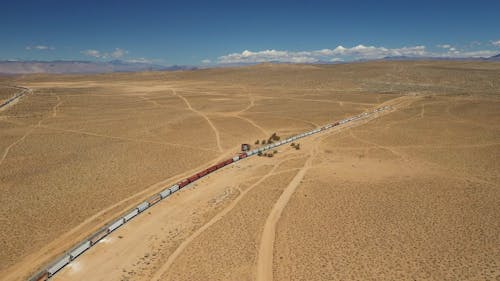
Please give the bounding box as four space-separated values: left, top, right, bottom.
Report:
29 105 390 281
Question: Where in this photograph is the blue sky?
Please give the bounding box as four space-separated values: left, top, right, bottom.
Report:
1 0 499 65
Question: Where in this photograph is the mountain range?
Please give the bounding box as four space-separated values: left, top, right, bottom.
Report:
1 54 499 74
0 60 196 75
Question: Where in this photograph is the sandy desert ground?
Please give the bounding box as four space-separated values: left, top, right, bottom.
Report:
0 61 499 281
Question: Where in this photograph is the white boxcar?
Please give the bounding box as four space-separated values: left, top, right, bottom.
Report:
160 188 171 199
70 240 91 260
48 255 70 276
108 218 124 233
137 202 149 212
169 184 180 193
246 150 253 156
232 156 240 162
124 208 139 221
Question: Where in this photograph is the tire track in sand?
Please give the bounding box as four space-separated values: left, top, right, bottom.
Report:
150 158 292 281
255 147 315 281
171 89 224 152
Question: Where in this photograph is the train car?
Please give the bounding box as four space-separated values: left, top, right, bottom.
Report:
47 255 70 277
69 240 91 260
239 152 247 159
232 155 240 162
196 169 209 178
137 202 149 212
159 188 171 199
223 158 233 166
178 179 190 188
108 218 125 233
187 174 199 183
169 184 180 193
124 208 139 221
89 228 108 245
147 194 162 206
208 165 218 173
30 270 49 281
216 161 226 169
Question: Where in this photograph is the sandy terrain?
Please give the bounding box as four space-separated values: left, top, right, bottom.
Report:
0 61 499 280
0 86 19 103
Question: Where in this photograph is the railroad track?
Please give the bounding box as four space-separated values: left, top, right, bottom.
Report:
0 86 31 111
28 104 393 281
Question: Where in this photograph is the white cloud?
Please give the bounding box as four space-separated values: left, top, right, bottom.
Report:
445 49 498 57
218 45 427 64
26 45 54 51
81 48 128 59
201 59 212 64
217 44 500 64
218 49 319 64
81 49 102 58
491 40 500 47
437 44 452 49
125 58 152 63
110 48 127 58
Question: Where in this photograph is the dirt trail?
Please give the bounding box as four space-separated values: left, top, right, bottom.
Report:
171 88 224 152
255 144 316 281
52 94 62 117
0 127 36 166
253 95 419 281
0 88 48 167
150 157 292 281
236 87 256 114
38 125 219 153
232 115 268 136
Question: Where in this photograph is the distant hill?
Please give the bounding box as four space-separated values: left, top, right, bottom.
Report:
0 60 197 74
489 54 500 60
382 54 500 62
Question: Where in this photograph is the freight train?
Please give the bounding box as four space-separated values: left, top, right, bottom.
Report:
29 105 390 281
